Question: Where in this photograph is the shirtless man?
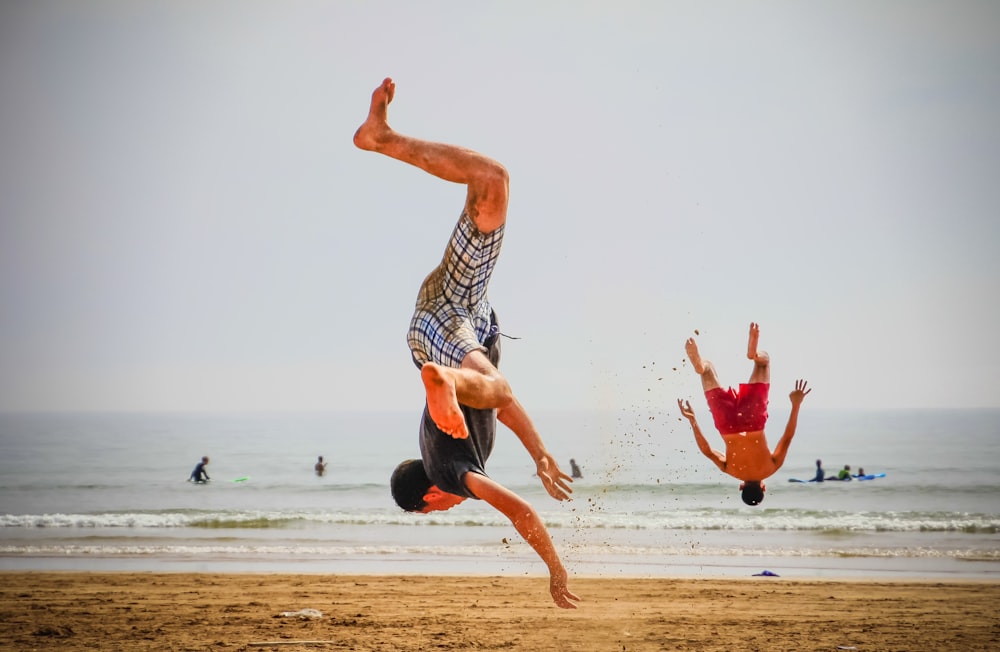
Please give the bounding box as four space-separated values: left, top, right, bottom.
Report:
677 323 811 505
354 78 579 608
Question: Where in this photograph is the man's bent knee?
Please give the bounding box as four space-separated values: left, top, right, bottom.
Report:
493 376 514 409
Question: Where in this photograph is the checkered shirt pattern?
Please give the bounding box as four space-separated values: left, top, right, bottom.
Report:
408 212 505 368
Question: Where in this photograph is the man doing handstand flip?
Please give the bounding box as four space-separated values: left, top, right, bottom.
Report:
678 323 811 506
353 78 579 609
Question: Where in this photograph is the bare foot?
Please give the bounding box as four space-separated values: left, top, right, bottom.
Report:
685 337 706 374
420 363 469 439
746 322 760 359
747 322 770 365
353 77 395 151
747 322 768 365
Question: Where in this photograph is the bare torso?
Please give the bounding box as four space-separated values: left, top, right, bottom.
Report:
720 430 778 481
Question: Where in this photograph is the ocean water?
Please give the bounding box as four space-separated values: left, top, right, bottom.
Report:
1 408 998 579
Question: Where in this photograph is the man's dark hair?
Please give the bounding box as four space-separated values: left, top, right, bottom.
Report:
741 482 765 506
390 459 432 512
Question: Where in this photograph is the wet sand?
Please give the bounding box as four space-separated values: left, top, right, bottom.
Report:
1 572 998 651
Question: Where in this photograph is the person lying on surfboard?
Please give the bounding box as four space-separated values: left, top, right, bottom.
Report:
677 323 811 506
354 77 579 609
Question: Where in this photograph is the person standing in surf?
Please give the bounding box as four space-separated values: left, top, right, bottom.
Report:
677 323 811 505
189 456 210 483
353 77 579 609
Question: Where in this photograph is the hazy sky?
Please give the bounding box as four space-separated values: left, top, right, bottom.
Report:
1 1 998 412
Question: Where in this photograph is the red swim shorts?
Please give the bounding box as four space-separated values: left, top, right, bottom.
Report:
705 383 770 435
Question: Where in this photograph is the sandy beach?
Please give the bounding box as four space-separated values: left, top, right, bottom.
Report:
1 572 997 651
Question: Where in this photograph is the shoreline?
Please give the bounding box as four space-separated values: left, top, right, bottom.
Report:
3 545 999 580
3 571 998 651
4 520 998 581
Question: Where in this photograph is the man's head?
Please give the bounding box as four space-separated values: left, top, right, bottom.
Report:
390 459 465 513
739 481 765 506
202 456 209 465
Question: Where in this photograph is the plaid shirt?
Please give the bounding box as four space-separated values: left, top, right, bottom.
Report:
408 212 505 368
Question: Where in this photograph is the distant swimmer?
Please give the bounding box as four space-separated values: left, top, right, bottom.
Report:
569 458 583 479
189 456 210 483
836 464 853 481
355 77 577 609
315 456 327 476
677 323 811 506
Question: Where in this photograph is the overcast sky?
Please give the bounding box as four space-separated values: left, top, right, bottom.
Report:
1 1 998 413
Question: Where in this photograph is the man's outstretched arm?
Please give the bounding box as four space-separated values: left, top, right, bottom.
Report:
497 397 573 501
463 472 580 609
770 379 812 469
677 399 727 472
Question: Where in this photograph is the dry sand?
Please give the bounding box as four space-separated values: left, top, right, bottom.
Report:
1 572 998 651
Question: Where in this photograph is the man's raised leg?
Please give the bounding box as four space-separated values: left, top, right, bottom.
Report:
746 322 770 384
686 337 722 393
354 77 508 233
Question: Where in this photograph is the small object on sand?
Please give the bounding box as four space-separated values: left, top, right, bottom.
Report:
752 570 779 577
279 608 323 619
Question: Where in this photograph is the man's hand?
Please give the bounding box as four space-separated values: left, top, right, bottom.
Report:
549 565 581 609
789 379 811 406
535 453 573 501
677 398 697 422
